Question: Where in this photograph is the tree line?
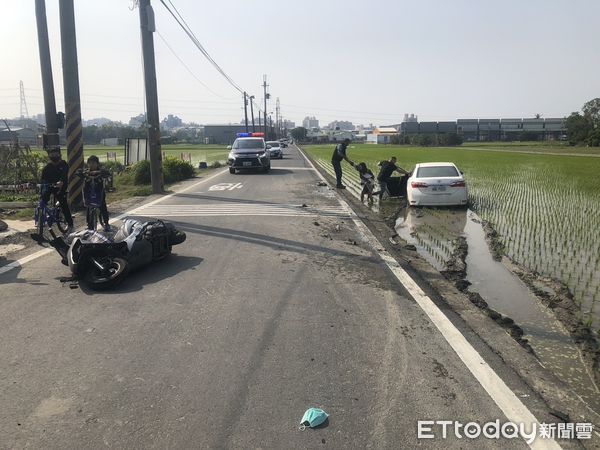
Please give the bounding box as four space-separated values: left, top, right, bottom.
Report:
566 98 600 146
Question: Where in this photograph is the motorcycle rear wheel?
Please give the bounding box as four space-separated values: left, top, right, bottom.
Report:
84 256 128 290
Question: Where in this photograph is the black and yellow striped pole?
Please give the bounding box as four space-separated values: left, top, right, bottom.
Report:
59 0 84 207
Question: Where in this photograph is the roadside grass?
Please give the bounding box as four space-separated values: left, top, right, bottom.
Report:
304 143 600 326
86 144 230 165
27 144 230 166
0 164 222 221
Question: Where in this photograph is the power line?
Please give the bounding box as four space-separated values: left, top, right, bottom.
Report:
156 30 228 99
158 0 244 94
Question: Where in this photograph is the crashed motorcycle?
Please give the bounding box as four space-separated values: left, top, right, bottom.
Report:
48 218 186 290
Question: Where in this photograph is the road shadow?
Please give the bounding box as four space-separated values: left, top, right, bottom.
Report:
77 254 204 295
171 221 377 262
0 255 50 287
264 168 296 175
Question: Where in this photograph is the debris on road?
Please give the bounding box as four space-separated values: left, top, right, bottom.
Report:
317 181 327 187
299 407 329 430
301 203 308 208
313 221 320 226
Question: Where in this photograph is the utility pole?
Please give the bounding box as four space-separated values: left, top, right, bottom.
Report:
59 0 84 208
243 92 249 133
275 97 281 139
249 95 255 132
35 0 59 150
262 75 269 138
138 0 163 194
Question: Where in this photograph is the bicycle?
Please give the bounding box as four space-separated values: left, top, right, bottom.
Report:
79 170 110 231
34 183 70 238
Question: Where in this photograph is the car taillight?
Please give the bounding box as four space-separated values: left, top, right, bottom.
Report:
450 181 466 187
411 181 428 188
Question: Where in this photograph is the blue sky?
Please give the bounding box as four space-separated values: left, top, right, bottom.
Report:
1 0 599 126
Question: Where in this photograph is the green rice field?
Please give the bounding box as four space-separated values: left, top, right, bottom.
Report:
305 143 600 328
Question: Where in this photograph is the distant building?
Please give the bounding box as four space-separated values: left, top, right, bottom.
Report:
366 127 398 144
397 117 566 141
282 120 296 130
0 127 37 146
403 113 418 123
327 120 354 131
302 116 319 129
326 129 354 141
129 113 147 128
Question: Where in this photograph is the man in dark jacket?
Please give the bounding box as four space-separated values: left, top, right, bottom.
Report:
331 138 355 189
377 156 408 200
40 147 74 232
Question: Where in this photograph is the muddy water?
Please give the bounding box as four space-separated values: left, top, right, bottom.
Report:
395 207 600 412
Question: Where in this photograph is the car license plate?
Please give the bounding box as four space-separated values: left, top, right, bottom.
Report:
432 186 446 192
243 161 252 167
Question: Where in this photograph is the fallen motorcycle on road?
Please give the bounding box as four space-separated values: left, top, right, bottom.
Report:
45 218 186 290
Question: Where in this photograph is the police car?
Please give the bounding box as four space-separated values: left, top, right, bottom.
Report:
227 132 271 174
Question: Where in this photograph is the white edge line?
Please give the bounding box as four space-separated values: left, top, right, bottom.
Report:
295 144 560 450
0 168 228 276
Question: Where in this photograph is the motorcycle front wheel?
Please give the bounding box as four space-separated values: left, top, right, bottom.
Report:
84 256 128 290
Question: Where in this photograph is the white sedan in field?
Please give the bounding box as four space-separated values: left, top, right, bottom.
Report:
407 162 468 206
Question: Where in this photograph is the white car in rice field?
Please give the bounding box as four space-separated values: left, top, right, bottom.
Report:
406 162 468 207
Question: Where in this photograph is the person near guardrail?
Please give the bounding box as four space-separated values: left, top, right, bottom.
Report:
41 147 74 233
377 156 408 200
331 138 355 189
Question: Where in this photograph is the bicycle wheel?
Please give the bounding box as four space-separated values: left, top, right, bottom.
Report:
35 207 44 237
89 207 99 231
55 207 70 234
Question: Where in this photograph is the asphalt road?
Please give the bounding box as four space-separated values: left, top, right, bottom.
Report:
0 145 562 449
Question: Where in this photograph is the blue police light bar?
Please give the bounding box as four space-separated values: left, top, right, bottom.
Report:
236 132 265 138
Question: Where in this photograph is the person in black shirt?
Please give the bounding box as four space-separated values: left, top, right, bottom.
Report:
330 138 355 189
40 147 74 231
377 156 408 200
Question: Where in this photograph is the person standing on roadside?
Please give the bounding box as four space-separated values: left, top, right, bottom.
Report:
331 138 354 189
40 147 74 233
377 156 408 200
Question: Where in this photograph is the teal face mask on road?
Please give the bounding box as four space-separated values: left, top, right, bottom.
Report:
299 408 328 430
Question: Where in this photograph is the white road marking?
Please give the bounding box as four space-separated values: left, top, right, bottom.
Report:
295 145 560 449
133 203 348 218
0 248 53 275
208 182 243 191
0 168 228 275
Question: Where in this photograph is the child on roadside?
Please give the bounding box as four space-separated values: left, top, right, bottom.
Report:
355 162 377 202
80 155 111 231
